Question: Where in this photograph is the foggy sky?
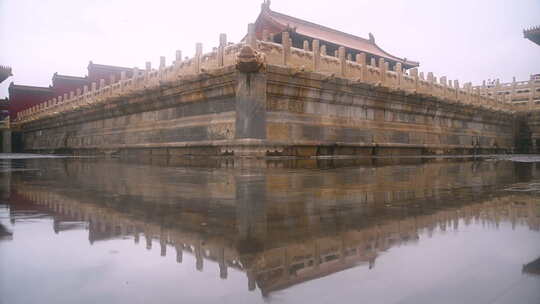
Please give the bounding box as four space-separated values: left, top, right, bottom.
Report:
0 0 538 98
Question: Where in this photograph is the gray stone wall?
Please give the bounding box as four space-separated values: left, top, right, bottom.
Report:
264 65 515 155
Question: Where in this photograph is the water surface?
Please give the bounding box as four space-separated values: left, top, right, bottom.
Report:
1 157 539 304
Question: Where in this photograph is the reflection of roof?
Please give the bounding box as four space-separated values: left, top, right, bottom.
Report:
257 254 374 296
255 3 418 68
524 26 540 46
522 256 540 275
0 223 13 241
53 220 88 233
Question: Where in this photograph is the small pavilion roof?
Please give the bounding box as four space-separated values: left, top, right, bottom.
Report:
254 2 419 68
0 65 13 84
524 25 540 46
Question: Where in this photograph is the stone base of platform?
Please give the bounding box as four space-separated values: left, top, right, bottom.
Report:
24 144 511 158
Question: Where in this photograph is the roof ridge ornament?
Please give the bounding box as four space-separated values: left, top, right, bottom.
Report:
261 0 271 12
369 33 375 43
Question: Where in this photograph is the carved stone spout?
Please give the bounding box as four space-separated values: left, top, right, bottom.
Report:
236 45 264 73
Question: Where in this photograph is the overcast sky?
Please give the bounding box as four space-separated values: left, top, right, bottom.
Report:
0 0 538 98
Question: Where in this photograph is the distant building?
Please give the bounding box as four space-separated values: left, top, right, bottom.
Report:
7 62 137 119
253 0 418 70
524 26 540 46
8 84 55 119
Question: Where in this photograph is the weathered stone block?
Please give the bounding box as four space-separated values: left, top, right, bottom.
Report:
267 123 290 142
301 125 323 141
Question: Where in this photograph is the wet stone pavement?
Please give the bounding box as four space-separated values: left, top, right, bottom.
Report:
0 156 540 304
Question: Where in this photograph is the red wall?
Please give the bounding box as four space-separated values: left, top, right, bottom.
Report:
7 64 136 119
8 86 54 119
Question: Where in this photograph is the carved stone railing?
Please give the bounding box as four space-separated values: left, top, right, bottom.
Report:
254 31 517 113
472 77 540 111
13 35 245 126
15 23 528 126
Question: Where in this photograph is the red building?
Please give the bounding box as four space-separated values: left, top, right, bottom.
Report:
51 73 89 97
253 1 418 70
8 84 55 119
7 62 137 120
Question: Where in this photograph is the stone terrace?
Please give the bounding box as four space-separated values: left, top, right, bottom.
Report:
11 24 538 156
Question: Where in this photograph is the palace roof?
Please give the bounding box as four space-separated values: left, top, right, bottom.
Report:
51 73 90 96
524 25 540 46
52 73 88 82
8 83 55 118
87 62 133 73
0 65 13 84
8 83 54 94
254 2 419 69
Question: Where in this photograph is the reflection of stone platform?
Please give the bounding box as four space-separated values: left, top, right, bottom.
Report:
6 159 540 295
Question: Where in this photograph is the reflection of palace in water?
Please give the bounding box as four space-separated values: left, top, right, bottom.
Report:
2 158 540 295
